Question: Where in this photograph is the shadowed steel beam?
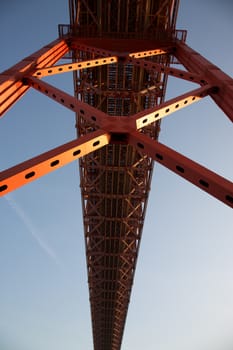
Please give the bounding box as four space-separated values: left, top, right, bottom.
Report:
128 56 207 85
174 41 233 122
26 77 109 127
129 131 233 208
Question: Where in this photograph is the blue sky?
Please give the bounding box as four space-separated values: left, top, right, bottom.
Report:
0 1 233 350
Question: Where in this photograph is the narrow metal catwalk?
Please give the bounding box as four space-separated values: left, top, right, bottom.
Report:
0 1 233 350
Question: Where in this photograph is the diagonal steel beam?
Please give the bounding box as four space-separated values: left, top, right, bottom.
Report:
133 84 214 129
174 41 233 122
0 129 110 196
26 76 109 127
128 130 233 208
0 39 69 117
128 57 207 85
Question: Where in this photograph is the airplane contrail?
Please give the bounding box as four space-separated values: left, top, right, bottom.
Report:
5 194 62 267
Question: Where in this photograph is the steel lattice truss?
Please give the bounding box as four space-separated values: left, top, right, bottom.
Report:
0 1 233 350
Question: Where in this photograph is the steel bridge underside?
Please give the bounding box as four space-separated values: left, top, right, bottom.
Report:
68 1 180 349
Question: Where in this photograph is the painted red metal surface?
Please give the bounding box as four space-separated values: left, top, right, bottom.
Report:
0 130 110 195
175 41 233 122
0 1 233 350
129 131 233 207
0 39 69 116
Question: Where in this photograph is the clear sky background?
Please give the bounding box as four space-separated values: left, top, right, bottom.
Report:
0 1 233 350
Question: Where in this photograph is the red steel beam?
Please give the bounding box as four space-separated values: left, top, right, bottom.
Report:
26 77 109 127
70 41 118 57
0 39 69 116
0 130 110 196
0 35 232 212
1 74 232 209
129 131 233 208
128 56 207 85
133 84 213 129
174 41 233 122
128 46 172 58
33 56 118 78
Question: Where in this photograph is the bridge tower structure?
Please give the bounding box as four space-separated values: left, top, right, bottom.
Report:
0 1 233 350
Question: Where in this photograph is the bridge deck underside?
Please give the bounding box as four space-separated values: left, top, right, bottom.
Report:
69 1 180 349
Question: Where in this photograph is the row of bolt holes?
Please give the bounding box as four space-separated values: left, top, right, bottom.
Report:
141 96 200 124
131 51 163 57
30 82 97 121
131 60 206 84
35 58 115 76
136 142 233 204
0 140 101 193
